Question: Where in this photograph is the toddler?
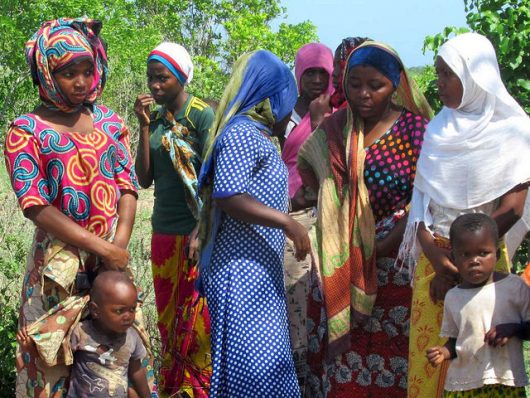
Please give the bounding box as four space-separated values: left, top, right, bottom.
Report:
427 213 530 397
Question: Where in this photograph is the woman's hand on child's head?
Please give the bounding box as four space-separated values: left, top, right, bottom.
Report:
134 94 154 127
426 346 448 367
485 323 521 347
101 244 129 271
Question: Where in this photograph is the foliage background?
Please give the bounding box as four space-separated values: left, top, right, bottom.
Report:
0 0 528 396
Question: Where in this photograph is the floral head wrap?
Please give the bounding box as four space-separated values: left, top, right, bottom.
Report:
25 17 108 112
330 37 370 108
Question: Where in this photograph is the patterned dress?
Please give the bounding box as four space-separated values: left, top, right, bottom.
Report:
305 110 428 398
203 122 300 397
3 105 152 398
147 96 214 397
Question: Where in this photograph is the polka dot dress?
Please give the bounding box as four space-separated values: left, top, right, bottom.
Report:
204 122 300 397
364 110 427 222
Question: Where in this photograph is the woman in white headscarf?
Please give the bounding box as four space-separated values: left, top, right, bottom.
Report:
402 32 530 398
134 42 215 397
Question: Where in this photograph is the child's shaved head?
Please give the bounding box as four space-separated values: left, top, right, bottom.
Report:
90 271 136 305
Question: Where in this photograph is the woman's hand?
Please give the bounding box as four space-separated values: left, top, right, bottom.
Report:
101 243 129 271
425 245 458 302
134 94 154 126
417 223 459 302
429 273 456 303
187 225 200 261
309 94 331 130
284 218 310 261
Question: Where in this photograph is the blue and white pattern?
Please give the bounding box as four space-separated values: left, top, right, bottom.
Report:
203 122 300 397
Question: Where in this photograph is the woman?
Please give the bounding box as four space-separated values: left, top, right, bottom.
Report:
401 32 530 398
330 37 371 109
4 18 149 397
280 42 333 392
134 42 214 397
298 41 432 397
197 50 311 397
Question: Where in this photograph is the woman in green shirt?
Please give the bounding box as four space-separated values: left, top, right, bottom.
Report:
134 42 214 398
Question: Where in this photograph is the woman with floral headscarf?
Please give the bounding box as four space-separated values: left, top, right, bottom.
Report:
298 41 432 397
197 50 310 397
4 18 152 397
134 42 214 397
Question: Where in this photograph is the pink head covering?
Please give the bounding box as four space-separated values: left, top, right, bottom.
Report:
294 43 334 95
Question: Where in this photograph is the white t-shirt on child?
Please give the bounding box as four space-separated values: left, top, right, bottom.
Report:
441 273 530 391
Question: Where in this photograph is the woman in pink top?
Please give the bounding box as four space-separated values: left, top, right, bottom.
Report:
280 42 334 394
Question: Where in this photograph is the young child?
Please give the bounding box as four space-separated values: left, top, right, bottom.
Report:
16 271 151 398
427 213 530 397
68 271 150 398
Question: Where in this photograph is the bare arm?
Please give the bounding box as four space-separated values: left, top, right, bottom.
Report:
216 193 310 260
417 222 459 302
112 190 137 249
134 94 155 189
24 205 128 269
128 358 151 398
290 187 317 212
376 213 408 257
491 188 528 237
309 94 331 130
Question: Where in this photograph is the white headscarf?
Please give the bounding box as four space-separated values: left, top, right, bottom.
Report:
415 32 530 209
148 42 194 85
399 32 530 265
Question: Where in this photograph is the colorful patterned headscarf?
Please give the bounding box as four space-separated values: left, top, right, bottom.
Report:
25 18 108 113
196 50 297 293
148 42 194 85
330 37 370 108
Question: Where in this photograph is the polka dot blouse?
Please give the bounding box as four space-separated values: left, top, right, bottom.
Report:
364 110 428 222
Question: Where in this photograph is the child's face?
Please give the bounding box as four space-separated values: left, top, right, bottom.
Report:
451 228 497 288
91 283 138 335
435 56 463 109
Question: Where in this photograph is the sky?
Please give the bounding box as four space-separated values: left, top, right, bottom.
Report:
277 0 468 67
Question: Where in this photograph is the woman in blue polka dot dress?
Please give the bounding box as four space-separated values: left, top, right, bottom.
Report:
197 50 311 397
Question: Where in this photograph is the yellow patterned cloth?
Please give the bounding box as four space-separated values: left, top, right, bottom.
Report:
407 241 510 398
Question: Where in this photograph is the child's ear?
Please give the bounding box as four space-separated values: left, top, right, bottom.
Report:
89 301 99 318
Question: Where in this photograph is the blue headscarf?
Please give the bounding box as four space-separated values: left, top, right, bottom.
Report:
347 45 402 88
196 50 297 294
199 49 297 191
